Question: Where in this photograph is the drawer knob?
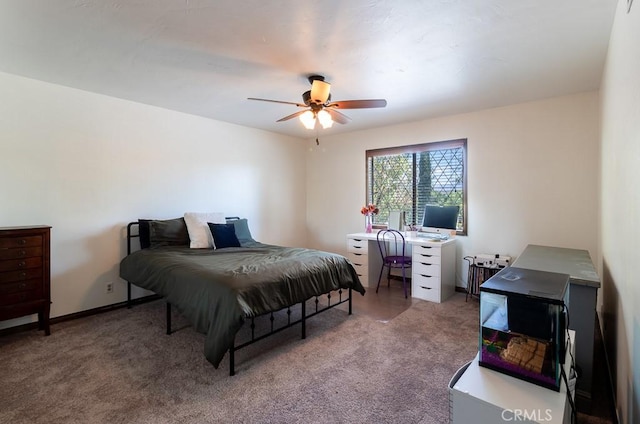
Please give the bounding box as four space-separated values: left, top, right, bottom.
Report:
420 254 433 257
353 246 361 249
18 261 26 268
420 274 432 278
420 263 432 266
20 272 27 278
19 250 26 256
420 286 432 290
19 239 27 245
19 283 27 289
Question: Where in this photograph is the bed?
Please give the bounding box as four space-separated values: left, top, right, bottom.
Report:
119 217 365 375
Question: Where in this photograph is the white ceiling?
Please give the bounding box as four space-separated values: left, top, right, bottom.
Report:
0 0 617 139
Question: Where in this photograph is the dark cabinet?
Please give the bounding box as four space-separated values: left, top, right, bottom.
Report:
0 226 51 335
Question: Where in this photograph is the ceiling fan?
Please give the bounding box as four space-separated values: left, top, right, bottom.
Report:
248 75 387 130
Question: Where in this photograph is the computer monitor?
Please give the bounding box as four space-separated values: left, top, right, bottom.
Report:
421 205 459 231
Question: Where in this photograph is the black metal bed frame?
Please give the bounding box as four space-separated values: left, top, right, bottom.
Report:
124 221 353 376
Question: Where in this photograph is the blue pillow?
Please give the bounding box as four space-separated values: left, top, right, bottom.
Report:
207 223 241 249
226 218 255 245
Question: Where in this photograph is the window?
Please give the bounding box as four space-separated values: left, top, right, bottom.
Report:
366 138 467 235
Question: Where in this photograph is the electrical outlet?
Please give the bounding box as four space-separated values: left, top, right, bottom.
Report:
106 282 113 293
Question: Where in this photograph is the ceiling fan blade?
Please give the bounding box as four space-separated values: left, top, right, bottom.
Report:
325 108 351 124
248 97 306 107
310 80 331 104
327 99 387 109
276 110 309 122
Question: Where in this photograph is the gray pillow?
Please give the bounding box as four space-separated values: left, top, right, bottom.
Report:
226 218 255 246
148 218 190 248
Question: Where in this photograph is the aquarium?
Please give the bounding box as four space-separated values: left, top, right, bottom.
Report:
479 266 570 391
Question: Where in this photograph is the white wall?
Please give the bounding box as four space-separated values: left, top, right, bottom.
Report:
599 1 640 422
0 71 307 328
306 92 600 288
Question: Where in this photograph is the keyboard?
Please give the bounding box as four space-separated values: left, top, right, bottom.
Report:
417 232 449 241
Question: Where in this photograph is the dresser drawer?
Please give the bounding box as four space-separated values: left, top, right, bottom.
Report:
0 235 42 249
0 268 43 283
0 287 43 306
413 244 442 257
0 246 43 260
347 238 369 254
0 278 42 295
0 257 43 272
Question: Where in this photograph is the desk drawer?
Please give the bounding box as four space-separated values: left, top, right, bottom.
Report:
412 282 441 302
347 252 368 285
413 273 441 290
413 260 441 276
347 251 367 266
413 252 442 266
347 238 369 254
413 244 442 257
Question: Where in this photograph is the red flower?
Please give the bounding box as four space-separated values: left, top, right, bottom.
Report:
361 204 379 215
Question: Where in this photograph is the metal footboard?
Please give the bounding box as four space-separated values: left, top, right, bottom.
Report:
165 287 353 376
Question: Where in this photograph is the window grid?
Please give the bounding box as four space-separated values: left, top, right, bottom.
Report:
366 139 467 235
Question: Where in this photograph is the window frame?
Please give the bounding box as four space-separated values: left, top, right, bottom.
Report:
365 138 468 236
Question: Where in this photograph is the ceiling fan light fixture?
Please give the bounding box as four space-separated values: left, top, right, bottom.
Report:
248 74 387 129
317 109 333 129
310 80 331 104
299 110 316 130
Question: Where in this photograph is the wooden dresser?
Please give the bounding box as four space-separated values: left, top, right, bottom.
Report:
0 226 51 335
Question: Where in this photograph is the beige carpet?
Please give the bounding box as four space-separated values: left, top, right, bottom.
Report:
0 294 480 424
1 292 616 423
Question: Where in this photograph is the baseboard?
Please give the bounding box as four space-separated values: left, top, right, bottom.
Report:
0 294 161 337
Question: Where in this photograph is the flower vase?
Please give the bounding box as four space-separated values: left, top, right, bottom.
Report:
365 214 373 233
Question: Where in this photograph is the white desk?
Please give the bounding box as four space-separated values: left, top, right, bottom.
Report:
346 232 456 303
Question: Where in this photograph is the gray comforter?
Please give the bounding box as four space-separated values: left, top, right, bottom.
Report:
119 243 365 367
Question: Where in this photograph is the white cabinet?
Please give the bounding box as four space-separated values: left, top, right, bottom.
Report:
449 331 576 424
346 232 455 303
411 239 455 303
346 236 369 286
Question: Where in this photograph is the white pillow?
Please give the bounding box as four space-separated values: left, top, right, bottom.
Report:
184 212 226 248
